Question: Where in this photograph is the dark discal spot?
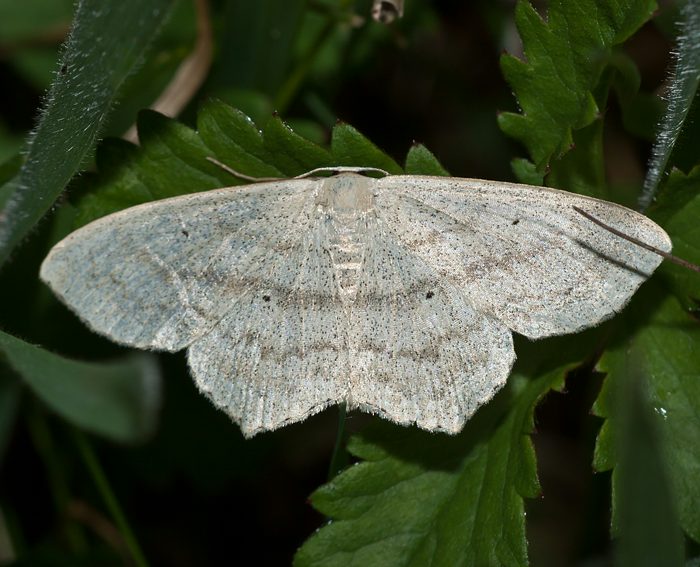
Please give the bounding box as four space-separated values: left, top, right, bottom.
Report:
512 219 520 225
262 295 271 302
181 229 189 237
426 291 434 299
60 64 67 75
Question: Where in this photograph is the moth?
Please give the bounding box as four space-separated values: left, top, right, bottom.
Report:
40 171 671 436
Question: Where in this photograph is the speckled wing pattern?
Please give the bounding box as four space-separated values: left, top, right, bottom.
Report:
40 180 320 352
374 176 671 339
40 173 671 436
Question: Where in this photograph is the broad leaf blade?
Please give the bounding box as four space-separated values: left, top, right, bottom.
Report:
0 0 175 265
404 145 449 176
295 368 569 567
605 348 684 566
648 167 700 301
197 99 282 178
262 114 334 175
331 123 402 173
498 0 656 173
135 110 229 200
76 109 235 226
71 104 412 226
0 330 161 443
594 284 700 543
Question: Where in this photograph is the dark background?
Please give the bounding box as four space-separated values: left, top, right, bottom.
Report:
0 0 674 565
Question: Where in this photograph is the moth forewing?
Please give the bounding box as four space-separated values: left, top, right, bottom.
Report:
40 172 671 435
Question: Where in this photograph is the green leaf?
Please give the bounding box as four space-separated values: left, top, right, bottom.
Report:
0 0 73 43
214 0 308 96
606 346 684 566
642 0 700 207
100 0 199 139
197 99 283 178
0 154 23 209
404 144 449 176
648 167 700 301
212 88 276 127
74 139 154 227
593 284 700 543
70 104 416 225
262 114 334 175
0 0 175 265
608 52 662 141
509 158 544 186
295 366 572 567
498 0 656 172
331 122 403 173
76 109 234 226
546 119 607 200
134 109 235 199
0 330 161 443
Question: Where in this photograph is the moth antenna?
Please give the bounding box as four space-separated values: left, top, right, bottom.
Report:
206 158 390 182
206 157 284 182
573 206 700 273
297 166 390 178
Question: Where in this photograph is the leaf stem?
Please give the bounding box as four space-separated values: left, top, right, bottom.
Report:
327 403 348 481
25 403 87 553
72 429 150 567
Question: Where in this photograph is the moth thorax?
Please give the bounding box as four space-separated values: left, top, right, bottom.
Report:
315 173 375 214
317 174 376 302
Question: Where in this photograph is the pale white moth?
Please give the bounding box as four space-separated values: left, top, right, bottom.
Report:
40 170 671 437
